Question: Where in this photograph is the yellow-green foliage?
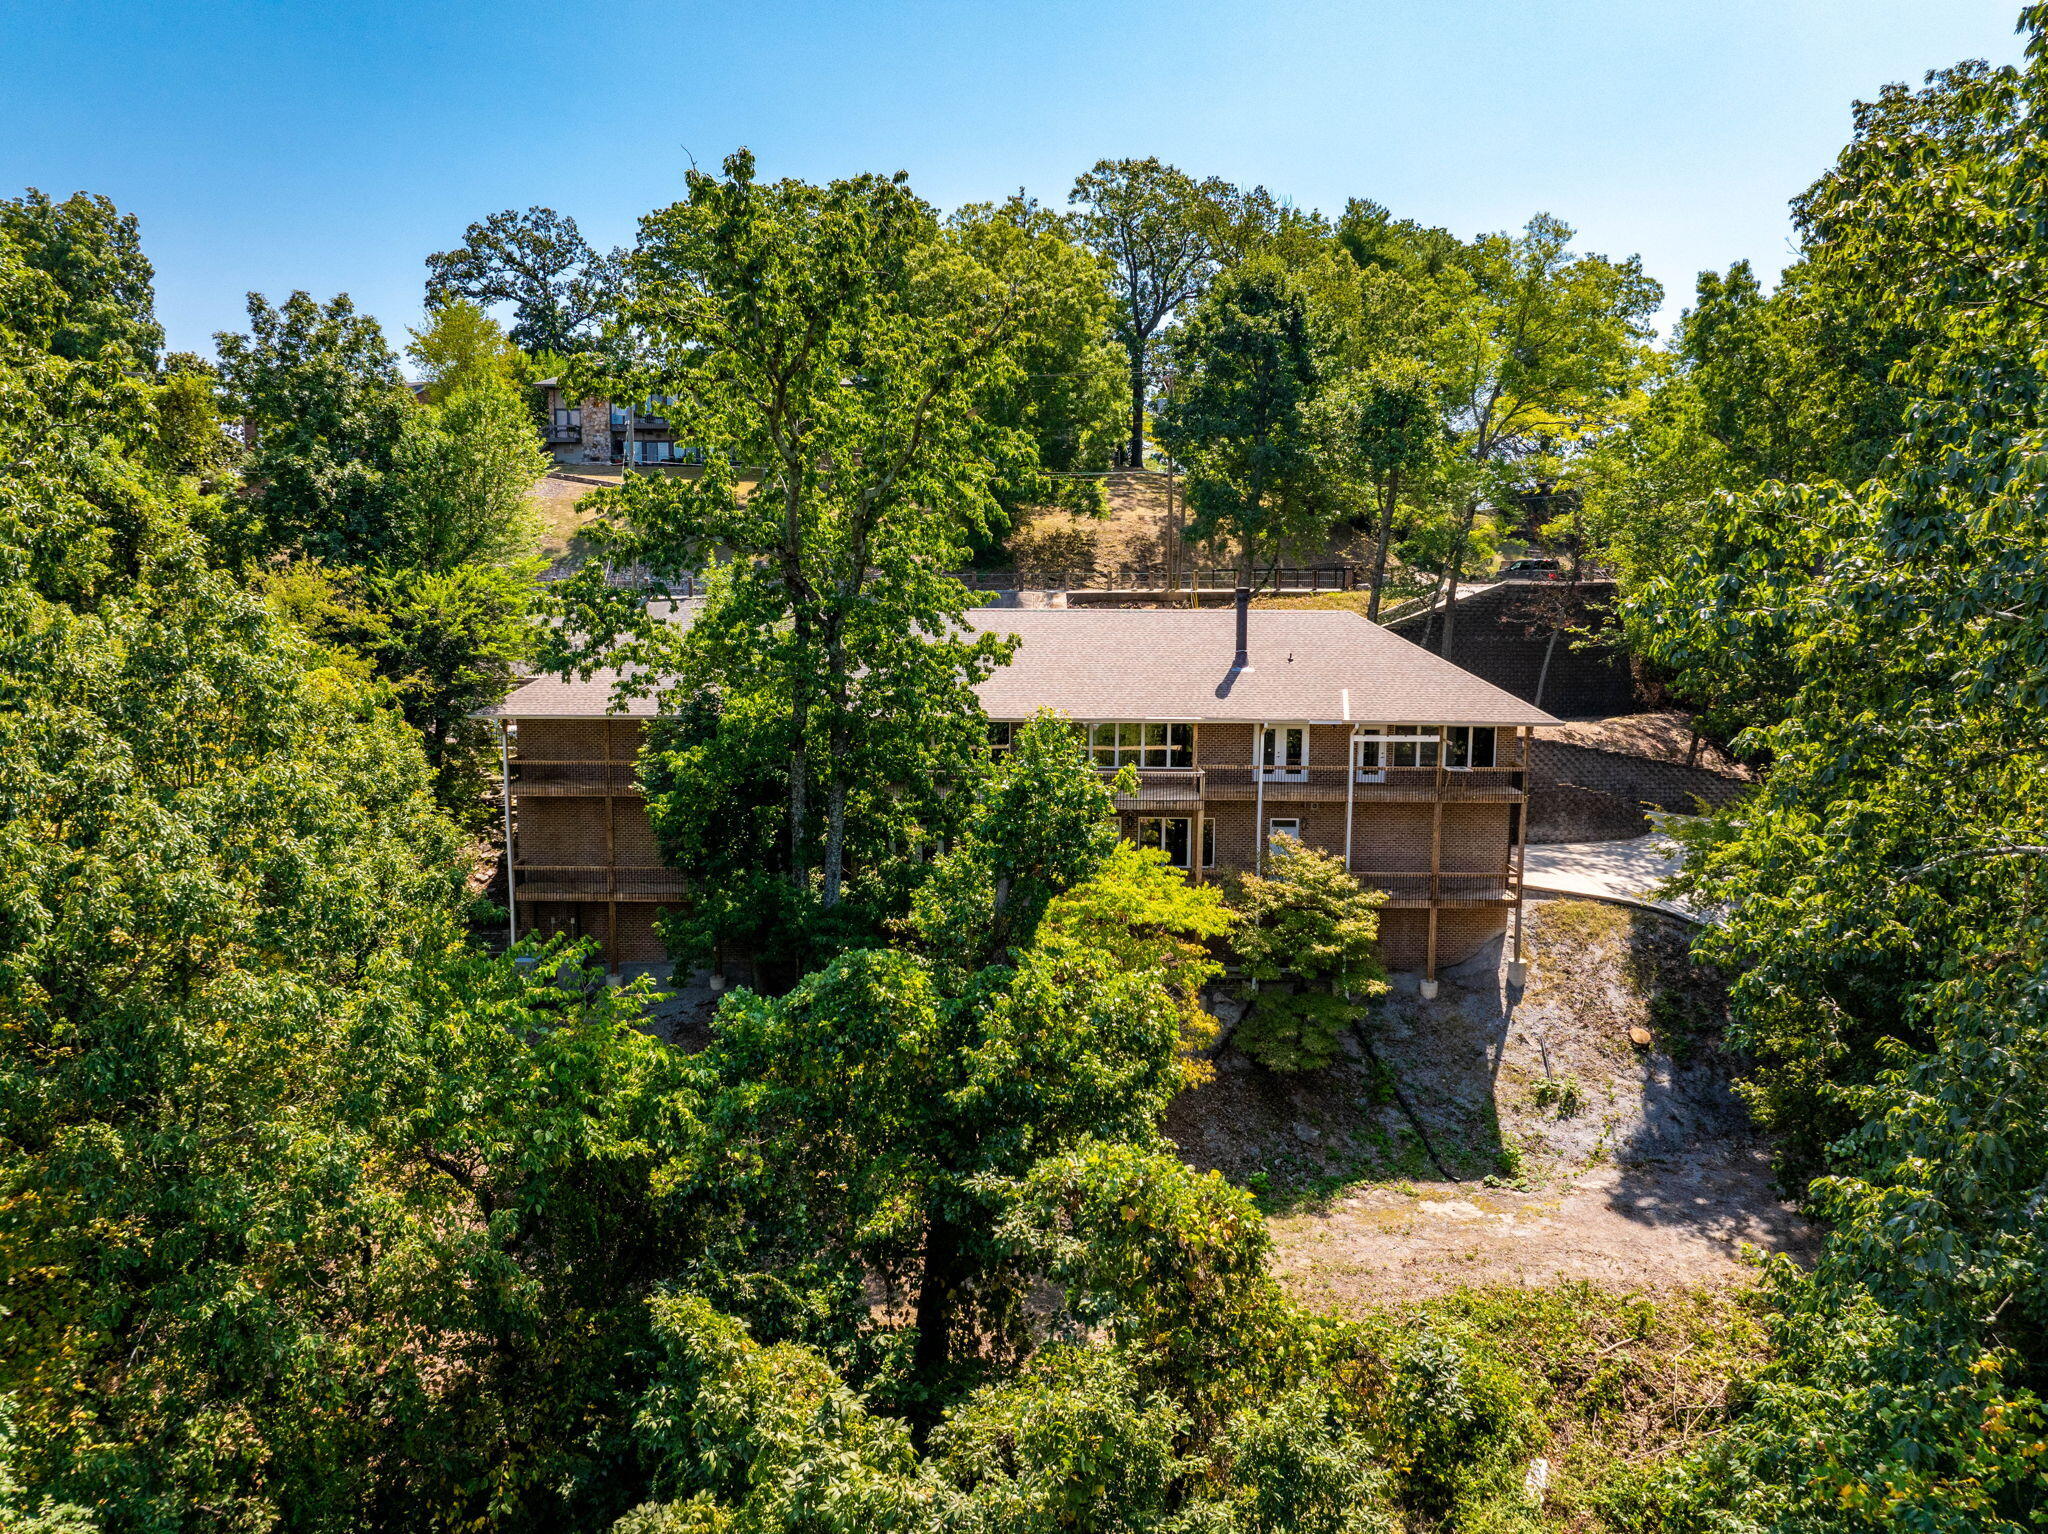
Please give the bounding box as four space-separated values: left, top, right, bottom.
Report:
1228 839 1389 1071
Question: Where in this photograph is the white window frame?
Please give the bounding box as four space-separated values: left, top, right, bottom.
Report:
1136 815 1196 869
1268 817 1302 843
1352 728 1385 783
1354 724 1441 774
1088 721 1193 769
1443 725 1497 770
1259 724 1309 781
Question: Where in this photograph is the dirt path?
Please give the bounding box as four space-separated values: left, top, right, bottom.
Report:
1167 896 1817 1305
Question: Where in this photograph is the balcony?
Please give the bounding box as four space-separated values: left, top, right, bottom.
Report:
513 865 686 901
1353 870 1517 908
1200 765 1524 803
1105 767 1205 812
511 761 644 796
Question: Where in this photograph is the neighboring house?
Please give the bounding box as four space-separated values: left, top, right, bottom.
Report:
480 593 1558 987
535 378 699 466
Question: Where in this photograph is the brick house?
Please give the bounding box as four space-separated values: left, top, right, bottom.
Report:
535 378 697 467
482 594 1558 989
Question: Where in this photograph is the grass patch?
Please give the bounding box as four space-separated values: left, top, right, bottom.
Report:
1377 1283 1771 1530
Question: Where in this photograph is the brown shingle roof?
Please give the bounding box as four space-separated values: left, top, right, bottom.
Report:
964 609 1557 725
484 607 1558 727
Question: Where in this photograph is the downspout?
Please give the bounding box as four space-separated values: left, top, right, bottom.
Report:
499 718 517 948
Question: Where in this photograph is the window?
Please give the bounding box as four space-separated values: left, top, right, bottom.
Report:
1088 722 1193 768
610 405 629 427
1202 817 1216 868
1352 730 1383 780
988 721 1016 756
1137 816 1195 869
1268 818 1302 843
1444 725 1497 769
552 407 581 431
1259 725 1308 778
1360 724 1439 770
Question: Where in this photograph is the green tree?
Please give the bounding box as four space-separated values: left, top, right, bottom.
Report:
1424 215 1660 652
1155 256 1337 582
424 205 622 354
386 371 548 569
0 189 161 365
214 289 415 562
1304 358 1446 618
407 297 528 402
946 195 1125 525
1627 15 2048 1525
1226 839 1388 1071
552 150 1074 922
675 717 1230 1411
1068 158 1219 468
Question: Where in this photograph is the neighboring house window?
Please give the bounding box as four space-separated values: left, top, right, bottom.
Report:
552 408 581 431
1136 816 1195 869
1268 817 1302 842
988 721 1015 756
610 405 629 427
1088 722 1193 768
1260 725 1308 778
635 439 682 464
1444 725 1497 769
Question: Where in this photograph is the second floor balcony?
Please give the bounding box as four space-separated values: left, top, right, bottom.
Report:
512 761 644 796
1201 765 1524 803
513 864 685 901
1105 766 1205 812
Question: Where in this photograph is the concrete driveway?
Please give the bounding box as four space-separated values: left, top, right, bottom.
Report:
1523 830 1703 922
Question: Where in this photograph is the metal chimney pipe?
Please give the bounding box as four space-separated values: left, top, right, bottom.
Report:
1233 586 1251 671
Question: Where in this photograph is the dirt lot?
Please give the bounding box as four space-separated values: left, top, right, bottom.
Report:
1166 896 1817 1305
532 468 613 566
1018 471 1378 573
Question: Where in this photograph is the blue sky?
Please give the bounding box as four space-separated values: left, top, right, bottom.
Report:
1 1 2029 358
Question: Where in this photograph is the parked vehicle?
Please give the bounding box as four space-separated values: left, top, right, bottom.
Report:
1500 557 1564 580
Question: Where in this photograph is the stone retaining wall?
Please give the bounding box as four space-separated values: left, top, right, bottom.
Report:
1526 738 1749 844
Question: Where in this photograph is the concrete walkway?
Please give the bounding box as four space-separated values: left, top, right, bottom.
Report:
1523 830 1704 922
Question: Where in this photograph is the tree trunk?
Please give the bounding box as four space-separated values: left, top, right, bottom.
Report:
1365 469 1400 623
1418 565 1449 653
1128 345 1147 471
1438 499 1477 658
1533 625 1560 712
822 779 847 907
912 1212 962 1398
